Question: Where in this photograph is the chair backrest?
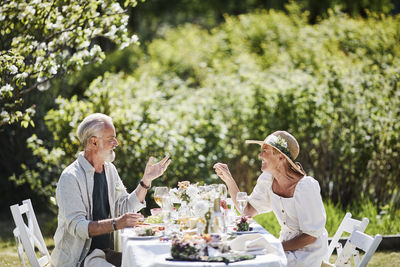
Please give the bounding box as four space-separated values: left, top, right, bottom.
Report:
327 212 369 259
335 229 382 267
10 199 50 267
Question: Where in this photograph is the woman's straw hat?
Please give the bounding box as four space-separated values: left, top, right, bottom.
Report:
246 131 305 175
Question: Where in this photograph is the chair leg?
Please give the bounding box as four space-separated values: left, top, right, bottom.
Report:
14 236 27 267
336 243 343 256
353 250 360 266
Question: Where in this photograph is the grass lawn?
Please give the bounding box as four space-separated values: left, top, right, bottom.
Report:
0 237 54 267
328 252 400 266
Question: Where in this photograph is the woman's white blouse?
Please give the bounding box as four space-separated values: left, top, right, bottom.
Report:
249 172 328 267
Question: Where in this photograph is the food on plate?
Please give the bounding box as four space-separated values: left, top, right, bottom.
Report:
236 216 250 232
134 225 162 236
145 215 163 224
150 208 162 216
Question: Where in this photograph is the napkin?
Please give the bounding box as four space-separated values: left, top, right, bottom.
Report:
230 234 278 255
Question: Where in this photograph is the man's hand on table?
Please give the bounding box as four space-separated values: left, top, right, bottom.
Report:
115 212 144 230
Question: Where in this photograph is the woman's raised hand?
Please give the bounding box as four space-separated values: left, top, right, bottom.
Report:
213 162 233 184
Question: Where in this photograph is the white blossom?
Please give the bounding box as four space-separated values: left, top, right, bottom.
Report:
9 65 18 74
38 42 46 50
84 28 92 36
80 40 90 48
80 50 90 58
25 106 36 115
48 40 56 49
93 28 101 35
0 111 10 122
25 5 36 15
49 65 58 75
120 41 130 50
121 15 129 24
36 56 44 64
72 5 80 12
106 25 117 37
37 76 45 83
131 34 139 43
0 84 14 93
59 32 68 42
89 45 101 56
37 80 50 91
111 3 122 12
16 72 28 79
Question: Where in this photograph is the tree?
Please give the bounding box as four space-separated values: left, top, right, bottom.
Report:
23 6 400 210
0 0 140 128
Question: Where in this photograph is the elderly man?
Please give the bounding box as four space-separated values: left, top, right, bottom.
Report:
51 113 171 267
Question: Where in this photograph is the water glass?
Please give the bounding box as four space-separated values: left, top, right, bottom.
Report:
236 192 248 215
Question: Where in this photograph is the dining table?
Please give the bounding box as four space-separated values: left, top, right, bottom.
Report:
119 222 288 267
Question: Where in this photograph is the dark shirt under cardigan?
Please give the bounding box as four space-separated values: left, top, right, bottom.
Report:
89 169 112 252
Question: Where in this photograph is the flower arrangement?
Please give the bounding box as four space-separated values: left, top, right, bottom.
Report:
170 234 254 263
171 236 206 260
170 181 200 204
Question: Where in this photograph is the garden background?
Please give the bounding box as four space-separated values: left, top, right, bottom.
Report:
1 0 400 265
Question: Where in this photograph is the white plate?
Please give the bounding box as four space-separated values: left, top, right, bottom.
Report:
126 234 162 240
235 230 259 235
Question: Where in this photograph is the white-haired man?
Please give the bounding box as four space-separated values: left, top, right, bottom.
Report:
51 113 171 267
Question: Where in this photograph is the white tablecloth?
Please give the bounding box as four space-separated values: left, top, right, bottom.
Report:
121 224 287 267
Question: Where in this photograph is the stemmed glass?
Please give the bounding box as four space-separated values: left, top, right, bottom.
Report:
154 187 174 234
236 192 248 215
154 187 169 208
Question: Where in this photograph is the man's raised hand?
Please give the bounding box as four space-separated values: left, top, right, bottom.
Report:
143 155 171 182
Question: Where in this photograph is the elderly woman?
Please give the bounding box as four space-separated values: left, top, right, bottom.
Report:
214 131 328 267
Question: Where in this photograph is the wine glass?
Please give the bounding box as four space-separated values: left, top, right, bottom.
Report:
236 192 248 215
154 187 169 208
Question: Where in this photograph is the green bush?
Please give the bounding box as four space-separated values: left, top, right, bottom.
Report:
19 6 400 215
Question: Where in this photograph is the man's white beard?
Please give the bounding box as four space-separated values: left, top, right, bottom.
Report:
104 150 115 163
99 144 116 163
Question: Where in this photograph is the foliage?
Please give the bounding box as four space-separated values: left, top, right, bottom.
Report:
17 4 400 212
129 0 395 40
0 0 140 128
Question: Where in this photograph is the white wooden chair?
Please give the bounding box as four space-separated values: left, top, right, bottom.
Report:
10 199 50 267
335 229 382 267
327 212 369 262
